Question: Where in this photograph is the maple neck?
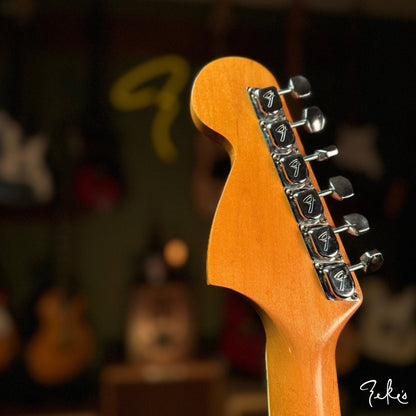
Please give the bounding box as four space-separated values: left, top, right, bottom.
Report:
262 313 342 416
190 57 370 416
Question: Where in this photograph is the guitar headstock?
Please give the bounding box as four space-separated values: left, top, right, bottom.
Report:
191 57 383 343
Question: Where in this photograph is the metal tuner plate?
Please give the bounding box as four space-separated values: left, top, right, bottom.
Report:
256 86 283 115
308 225 339 258
279 154 309 184
266 120 296 150
293 189 324 220
322 264 356 299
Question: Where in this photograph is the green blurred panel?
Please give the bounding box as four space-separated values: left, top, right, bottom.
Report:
0 219 50 310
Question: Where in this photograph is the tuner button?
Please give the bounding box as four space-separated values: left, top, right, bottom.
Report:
303 106 326 133
256 86 283 114
287 75 311 98
323 264 355 299
277 75 312 99
291 106 326 133
279 154 309 184
318 176 354 201
266 120 296 149
333 213 370 236
293 189 324 220
349 250 384 273
308 226 339 258
304 145 339 162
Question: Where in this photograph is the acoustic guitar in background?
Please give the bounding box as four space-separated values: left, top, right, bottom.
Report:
190 57 383 416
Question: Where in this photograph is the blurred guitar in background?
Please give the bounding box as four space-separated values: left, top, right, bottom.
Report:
24 217 95 386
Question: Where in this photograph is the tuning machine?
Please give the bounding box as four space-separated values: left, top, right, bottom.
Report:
278 75 312 99
247 68 383 302
320 248 383 301
262 107 326 151
304 145 338 162
290 106 326 133
305 214 370 259
253 75 311 116
291 177 353 220
318 176 354 201
333 213 369 236
316 249 383 300
321 264 356 299
349 250 384 273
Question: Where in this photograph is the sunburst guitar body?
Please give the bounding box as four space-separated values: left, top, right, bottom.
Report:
190 57 382 416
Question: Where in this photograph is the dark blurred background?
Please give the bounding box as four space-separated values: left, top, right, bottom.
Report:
0 1 414 415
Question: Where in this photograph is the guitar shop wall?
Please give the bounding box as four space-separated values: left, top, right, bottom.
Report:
0 0 215 408
0 0 414 414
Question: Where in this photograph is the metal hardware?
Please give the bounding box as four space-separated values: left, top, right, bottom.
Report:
255 86 283 115
293 189 323 220
248 81 382 303
333 213 370 236
349 250 384 273
304 145 338 162
318 176 354 201
279 154 309 184
290 106 325 133
278 75 311 99
264 120 295 149
322 264 355 299
250 77 311 118
308 226 339 258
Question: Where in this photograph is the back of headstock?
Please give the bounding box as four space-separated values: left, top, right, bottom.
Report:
190 57 382 416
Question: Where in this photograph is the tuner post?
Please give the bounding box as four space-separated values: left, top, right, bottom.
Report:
278 75 312 99
349 250 384 273
333 213 370 236
304 145 338 162
290 106 326 133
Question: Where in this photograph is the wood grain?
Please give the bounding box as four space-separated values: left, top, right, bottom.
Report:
191 57 362 416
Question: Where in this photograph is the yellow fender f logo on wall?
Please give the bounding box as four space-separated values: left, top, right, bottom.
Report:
110 55 190 163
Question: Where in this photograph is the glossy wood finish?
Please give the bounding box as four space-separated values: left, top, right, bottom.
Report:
190 57 362 416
